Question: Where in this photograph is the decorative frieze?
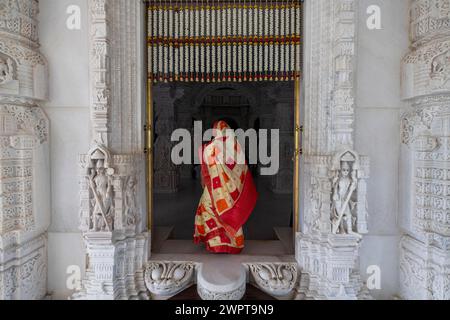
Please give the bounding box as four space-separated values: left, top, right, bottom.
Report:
197 281 246 301
297 233 370 300
410 0 450 48
88 0 111 145
0 234 47 300
400 236 449 300
0 0 39 44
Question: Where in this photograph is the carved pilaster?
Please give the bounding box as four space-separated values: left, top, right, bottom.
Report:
77 0 149 300
0 0 49 300
89 0 111 145
303 0 357 154
153 84 183 194
298 0 370 300
400 0 450 300
268 83 294 194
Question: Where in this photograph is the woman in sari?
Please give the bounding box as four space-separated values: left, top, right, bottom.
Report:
194 121 258 254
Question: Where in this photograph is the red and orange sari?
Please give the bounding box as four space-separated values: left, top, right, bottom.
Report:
194 121 258 254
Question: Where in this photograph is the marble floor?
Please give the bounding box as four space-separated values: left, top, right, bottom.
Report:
153 176 293 240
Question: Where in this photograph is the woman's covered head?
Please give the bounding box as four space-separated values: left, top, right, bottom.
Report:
212 120 231 138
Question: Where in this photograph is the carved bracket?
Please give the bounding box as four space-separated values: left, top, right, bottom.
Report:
244 263 299 299
144 261 197 299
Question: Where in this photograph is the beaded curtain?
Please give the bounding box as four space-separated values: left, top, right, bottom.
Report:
148 0 301 83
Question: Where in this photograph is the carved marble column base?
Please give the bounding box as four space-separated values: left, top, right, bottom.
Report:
73 231 150 300
400 235 450 300
197 262 246 300
0 233 47 300
144 260 302 300
296 232 371 300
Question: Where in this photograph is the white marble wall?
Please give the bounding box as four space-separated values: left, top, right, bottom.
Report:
355 0 410 299
39 0 90 298
35 0 416 300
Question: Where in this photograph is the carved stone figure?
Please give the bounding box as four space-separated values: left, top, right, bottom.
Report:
88 159 113 231
0 57 14 85
430 50 450 89
124 175 139 227
331 161 357 235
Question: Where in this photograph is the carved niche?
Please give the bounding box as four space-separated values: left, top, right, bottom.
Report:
79 144 142 233
430 50 450 89
0 53 18 95
0 54 14 84
330 150 368 235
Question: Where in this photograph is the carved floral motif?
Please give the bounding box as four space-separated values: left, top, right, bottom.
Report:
144 261 196 298
197 281 246 301
246 263 298 298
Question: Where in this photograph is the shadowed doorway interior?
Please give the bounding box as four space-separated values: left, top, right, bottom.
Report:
146 0 301 255
152 82 295 253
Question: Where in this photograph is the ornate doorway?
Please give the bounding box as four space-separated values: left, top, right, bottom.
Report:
144 0 302 299
146 0 302 249
75 0 370 301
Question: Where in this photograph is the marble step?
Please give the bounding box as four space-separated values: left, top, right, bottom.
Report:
153 239 292 256
197 259 247 300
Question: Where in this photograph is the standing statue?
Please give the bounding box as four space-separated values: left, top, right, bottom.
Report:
331 161 357 235
88 160 113 231
124 175 139 228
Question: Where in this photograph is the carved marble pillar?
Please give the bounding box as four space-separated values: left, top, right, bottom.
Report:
269 83 294 194
0 0 50 300
153 84 183 194
75 0 150 300
399 0 450 300
175 98 195 180
297 0 371 299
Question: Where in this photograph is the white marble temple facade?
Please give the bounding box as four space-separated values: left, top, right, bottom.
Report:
0 0 448 300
